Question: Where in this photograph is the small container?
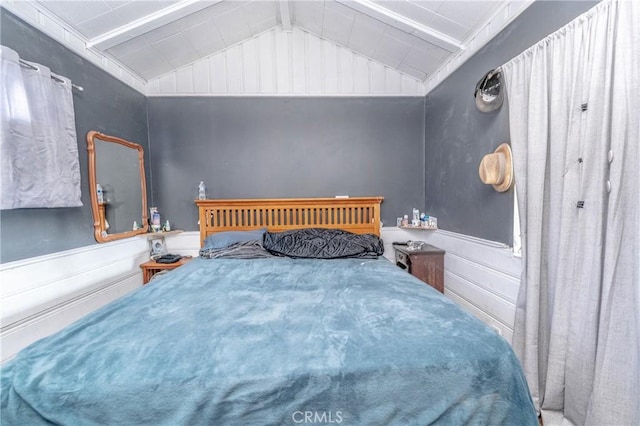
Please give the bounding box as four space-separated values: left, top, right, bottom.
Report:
401 215 409 226
133 221 138 230
411 219 420 226
198 181 206 200
163 220 171 232
397 217 402 227
150 207 161 232
412 208 420 221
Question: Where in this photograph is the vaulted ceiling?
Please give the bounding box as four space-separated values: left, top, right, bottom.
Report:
35 0 507 86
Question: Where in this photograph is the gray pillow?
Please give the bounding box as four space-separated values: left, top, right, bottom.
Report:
263 228 384 259
203 228 266 250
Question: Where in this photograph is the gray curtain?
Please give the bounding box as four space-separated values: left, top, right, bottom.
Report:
502 0 639 425
0 45 82 209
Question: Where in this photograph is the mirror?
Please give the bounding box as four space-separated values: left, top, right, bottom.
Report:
86 131 148 242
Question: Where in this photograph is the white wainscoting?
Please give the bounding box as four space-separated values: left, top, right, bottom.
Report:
383 227 521 343
0 237 149 362
146 26 425 97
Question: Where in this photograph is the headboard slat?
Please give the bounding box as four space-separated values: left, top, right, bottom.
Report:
195 197 384 247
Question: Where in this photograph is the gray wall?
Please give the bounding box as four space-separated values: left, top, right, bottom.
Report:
0 9 149 263
147 97 425 230
1 1 599 261
424 1 599 244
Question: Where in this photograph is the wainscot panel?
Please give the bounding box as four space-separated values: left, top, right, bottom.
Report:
382 227 521 343
0 238 148 362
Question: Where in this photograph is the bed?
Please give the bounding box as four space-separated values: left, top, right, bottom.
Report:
1 198 536 425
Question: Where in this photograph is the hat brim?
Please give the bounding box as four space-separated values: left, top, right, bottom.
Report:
492 143 513 192
475 90 504 113
474 70 504 113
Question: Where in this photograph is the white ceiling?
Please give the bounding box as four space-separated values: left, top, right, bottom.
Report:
36 0 504 83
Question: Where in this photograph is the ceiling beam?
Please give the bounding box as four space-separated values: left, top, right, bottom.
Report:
87 0 222 51
337 0 463 53
279 0 292 32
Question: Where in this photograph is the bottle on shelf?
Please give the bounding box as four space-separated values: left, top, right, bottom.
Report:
150 207 161 232
96 184 104 204
198 181 206 200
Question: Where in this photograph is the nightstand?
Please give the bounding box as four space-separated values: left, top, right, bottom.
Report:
140 257 192 285
393 244 445 293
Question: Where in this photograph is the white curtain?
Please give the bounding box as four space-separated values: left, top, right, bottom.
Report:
1 45 82 209
502 1 639 425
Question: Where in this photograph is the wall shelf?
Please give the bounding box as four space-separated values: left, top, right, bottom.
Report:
399 225 438 231
140 230 184 239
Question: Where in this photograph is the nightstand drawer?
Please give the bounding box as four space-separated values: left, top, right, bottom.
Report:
393 244 445 293
395 250 409 268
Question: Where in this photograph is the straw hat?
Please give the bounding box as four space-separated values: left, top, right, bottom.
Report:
474 68 504 113
479 143 513 192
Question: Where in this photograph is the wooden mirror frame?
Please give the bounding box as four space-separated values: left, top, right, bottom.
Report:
86 131 148 243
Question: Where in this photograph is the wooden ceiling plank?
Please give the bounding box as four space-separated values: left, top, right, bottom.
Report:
87 0 223 51
337 0 463 53
279 0 292 32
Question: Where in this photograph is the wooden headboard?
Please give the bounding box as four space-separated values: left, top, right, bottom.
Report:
195 197 384 247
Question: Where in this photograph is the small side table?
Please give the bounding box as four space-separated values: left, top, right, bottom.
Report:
140 257 192 285
393 244 445 293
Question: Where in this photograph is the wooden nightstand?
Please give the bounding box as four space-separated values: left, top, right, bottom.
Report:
393 244 445 293
140 257 192 285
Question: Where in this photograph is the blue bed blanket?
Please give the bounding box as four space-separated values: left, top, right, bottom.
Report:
1 258 536 425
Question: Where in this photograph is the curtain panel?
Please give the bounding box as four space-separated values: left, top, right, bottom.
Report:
502 0 639 424
1 45 82 209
